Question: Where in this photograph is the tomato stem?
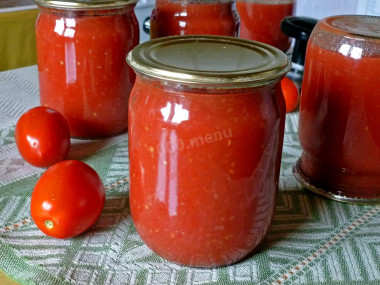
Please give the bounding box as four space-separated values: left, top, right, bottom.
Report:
44 220 54 229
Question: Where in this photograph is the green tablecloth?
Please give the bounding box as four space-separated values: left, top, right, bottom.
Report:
1 66 379 285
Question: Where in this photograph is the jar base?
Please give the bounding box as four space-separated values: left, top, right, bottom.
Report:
293 159 380 205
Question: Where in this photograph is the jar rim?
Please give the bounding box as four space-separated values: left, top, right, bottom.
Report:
127 35 291 89
35 0 137 9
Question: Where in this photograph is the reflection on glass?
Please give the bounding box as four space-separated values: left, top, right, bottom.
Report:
54 18 76 38
155 128 179 217
160 102 189 124
65 42 77 84
339 44 363 59
160 102 171 121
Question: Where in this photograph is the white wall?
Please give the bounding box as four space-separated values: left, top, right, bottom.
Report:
135 0 155 43
295 0 380 19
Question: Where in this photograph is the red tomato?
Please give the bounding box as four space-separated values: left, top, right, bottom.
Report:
15 106 70 167
30 160 105 239
281 77 300 113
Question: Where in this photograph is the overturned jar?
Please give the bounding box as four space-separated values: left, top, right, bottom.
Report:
295 15 380 203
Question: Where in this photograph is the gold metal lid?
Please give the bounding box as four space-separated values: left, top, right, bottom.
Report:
35 0 137 9
127 35 291 88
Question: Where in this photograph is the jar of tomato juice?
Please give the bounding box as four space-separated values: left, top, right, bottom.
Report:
294 15 380 203
35 0 139 138
150 0 240 38
127 35 290 267
237 0 294 51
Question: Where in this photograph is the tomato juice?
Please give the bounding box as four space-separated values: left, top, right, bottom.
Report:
35 4 139 138
296 16 380 201
237 0 294 51
150 0 240 38
129 77 285 266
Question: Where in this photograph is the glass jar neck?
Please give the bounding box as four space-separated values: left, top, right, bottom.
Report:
37 4 135 16
137 73 280 95
311 20 380 57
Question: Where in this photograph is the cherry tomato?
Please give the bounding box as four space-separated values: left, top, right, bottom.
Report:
15 106 70 167
281 77 300 113
31 160 105 239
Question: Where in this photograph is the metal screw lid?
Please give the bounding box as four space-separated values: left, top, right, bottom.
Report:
35 0 137 9
127 35 291 89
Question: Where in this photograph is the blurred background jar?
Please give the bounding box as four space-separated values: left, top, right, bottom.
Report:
149 0 240 38
237 0 294 51
294 15 380 203
35 0 139 138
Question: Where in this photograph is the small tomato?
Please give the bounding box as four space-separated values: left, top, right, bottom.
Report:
15 106 70 167
281 77 300 113
30 160 105 239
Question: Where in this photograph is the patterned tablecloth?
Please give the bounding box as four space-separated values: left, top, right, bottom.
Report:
1 66 380 285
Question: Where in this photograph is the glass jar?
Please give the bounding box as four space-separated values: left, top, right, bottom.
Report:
35 0 139 138
237 0 294 51
294 15 380 203
150 0 240 39
127 36 290 267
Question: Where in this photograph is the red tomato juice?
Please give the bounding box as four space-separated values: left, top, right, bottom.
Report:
237 1 293 51
36 6 139 138
129 77 285 266
298 41 380 198
150 0 240 38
